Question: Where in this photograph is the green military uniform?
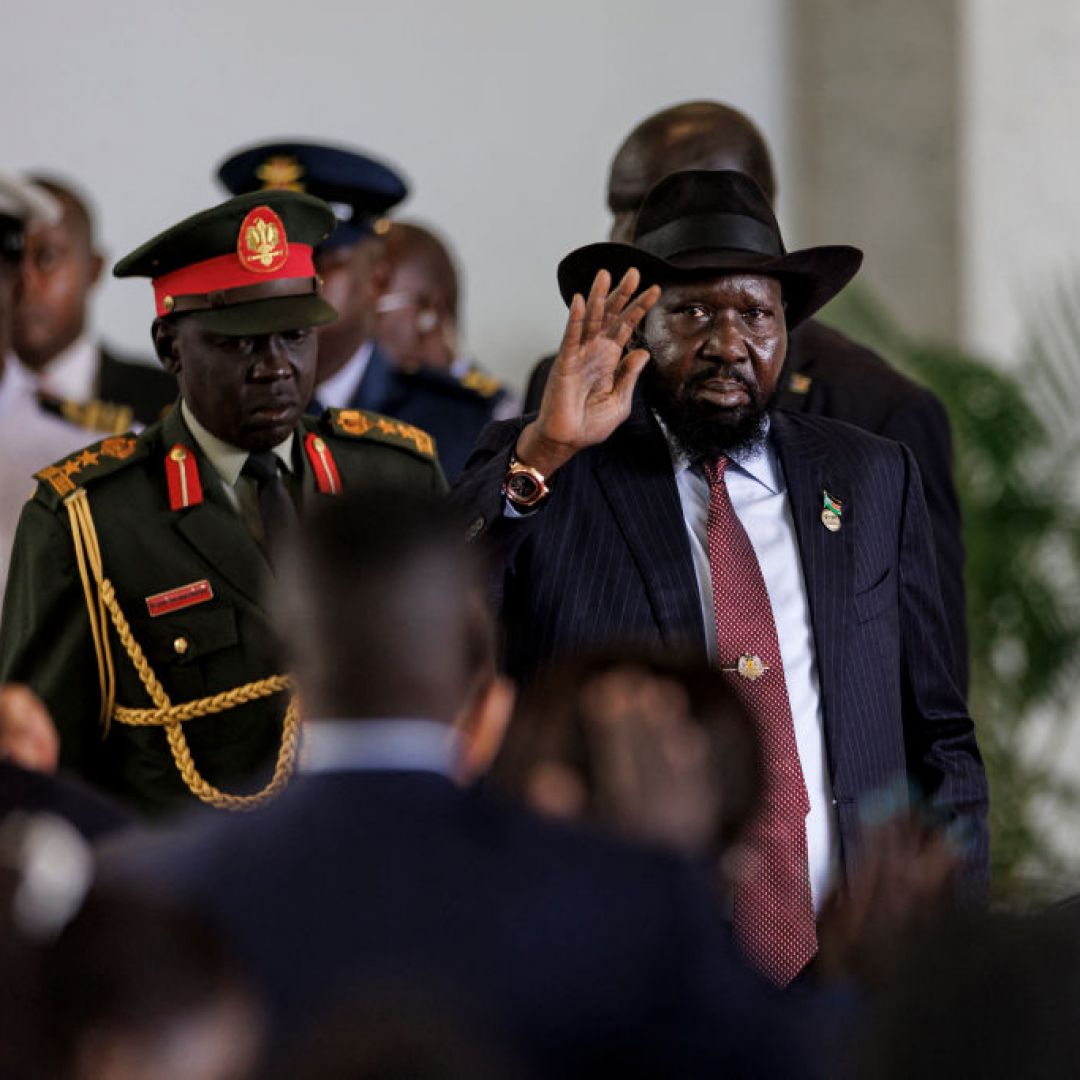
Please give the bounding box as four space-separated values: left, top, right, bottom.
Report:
0 187 446 817
0 405 443 817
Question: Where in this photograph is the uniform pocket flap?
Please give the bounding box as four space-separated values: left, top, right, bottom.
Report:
130 604 239 665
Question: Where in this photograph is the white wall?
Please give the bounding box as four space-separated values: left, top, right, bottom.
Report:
961 1 1080 365
4 0 790 390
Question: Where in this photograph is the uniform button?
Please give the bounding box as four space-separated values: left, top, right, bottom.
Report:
170 447 187 463
313 437 326 452
466 517 485 541
173 636 190 656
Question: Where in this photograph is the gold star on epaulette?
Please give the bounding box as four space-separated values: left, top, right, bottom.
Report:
36 436 137 497
375 417 435 458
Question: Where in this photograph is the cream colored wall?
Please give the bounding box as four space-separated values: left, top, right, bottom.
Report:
961 1 1080 366
3 0 790 390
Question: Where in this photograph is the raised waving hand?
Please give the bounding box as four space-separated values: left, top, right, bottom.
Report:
516 268 660 476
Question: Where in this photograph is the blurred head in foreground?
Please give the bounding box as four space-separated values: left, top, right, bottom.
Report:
274 487 512 783
36 884 263 1080
492 650 762 877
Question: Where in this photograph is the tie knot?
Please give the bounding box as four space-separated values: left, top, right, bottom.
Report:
242 450 283 486
700 455 730 487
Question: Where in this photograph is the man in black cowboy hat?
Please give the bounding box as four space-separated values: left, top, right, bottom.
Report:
524 101 967 693
0 189 444 818
453 170 988 986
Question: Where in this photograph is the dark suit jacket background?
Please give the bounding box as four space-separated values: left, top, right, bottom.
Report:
98 347 177 426
0 760 134 842
774 320 966 690
522 318 968 690
452 404 989 896
105 770 807 1080
346 342 500 481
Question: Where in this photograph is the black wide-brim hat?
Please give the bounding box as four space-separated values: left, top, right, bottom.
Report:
557 170 863 330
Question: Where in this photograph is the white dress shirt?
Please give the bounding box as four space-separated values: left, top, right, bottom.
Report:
313 339 373 409
665 421 839 910
300 718 459 778
0 358 111 609
32 331 99 402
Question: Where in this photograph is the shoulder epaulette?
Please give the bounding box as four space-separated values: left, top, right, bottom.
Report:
458 369 505 399
37 392 135 436
34 434 143 501
324 409 437 461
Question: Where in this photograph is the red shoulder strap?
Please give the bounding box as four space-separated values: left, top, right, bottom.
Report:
164 443 204 510
304 432 343 495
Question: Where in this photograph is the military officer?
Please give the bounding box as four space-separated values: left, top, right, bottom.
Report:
377 219 520 421
216 140 505 478
0 189 445 818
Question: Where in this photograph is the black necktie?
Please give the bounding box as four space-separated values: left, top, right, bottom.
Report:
241 450 298 559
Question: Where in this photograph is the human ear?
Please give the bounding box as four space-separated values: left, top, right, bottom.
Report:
454 675 516 786
152 318 181 376
88 249 105 288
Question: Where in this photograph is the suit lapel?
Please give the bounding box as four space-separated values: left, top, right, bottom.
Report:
350 341 396 412
772 413 853 762
161 407 272 609
593 404 706 655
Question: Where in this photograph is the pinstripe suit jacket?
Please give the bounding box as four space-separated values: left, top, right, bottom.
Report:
452 402 989 895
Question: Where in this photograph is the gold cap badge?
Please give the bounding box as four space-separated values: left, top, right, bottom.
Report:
255 155 306 192
237 206 289 274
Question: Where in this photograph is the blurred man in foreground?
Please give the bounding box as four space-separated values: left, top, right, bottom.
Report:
105 489 807 1079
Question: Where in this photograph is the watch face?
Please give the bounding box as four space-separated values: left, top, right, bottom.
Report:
507 471 541 502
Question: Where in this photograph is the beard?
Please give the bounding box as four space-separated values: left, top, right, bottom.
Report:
640 359 771 461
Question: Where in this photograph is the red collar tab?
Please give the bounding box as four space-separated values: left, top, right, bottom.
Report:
304 432 342 495
152 206 315 317
164 443 204 510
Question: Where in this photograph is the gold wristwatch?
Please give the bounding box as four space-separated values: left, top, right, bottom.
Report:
504 455 551 509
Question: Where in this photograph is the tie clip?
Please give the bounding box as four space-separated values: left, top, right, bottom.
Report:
720 654 769 681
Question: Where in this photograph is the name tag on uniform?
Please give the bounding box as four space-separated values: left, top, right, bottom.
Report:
145 579 214 618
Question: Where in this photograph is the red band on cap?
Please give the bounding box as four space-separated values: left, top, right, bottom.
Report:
153 243 314 317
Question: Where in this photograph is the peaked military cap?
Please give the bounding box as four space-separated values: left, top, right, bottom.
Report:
216 140 408 251
113 189 338 335
558 170 863 330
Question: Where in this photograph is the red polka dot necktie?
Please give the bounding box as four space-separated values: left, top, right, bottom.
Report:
702 455 817 986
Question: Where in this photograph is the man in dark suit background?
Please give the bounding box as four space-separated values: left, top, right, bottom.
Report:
524 101 967 690
104 488 805 1079
455 170 988 984
12 175 176 430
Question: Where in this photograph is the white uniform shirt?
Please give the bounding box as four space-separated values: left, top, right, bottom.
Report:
313 340 373 410
31 331 99 402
